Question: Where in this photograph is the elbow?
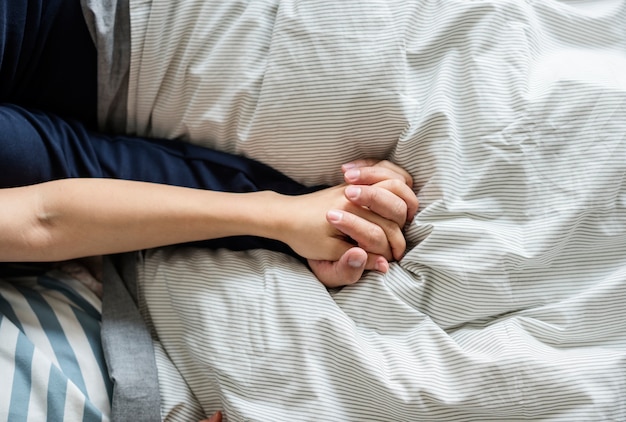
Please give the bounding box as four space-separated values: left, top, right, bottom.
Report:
0 184 63 262
34 209 64 260
18 210 58 262
0 222 55 263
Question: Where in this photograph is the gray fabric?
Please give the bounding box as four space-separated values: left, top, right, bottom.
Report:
80 2 161 418
101 254 162 422
80 0 130 132
81 3 161 418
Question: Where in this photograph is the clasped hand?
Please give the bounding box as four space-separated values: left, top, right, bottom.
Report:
277 159 418 288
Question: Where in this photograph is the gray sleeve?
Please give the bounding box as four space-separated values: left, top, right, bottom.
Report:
80 0 130 132
101 253 162 422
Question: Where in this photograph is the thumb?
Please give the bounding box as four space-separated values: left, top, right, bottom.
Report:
308 247 368 288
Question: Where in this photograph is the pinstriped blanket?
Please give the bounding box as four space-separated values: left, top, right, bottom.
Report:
130 0 626 420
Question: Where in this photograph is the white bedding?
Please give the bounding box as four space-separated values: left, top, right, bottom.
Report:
130 0 626 420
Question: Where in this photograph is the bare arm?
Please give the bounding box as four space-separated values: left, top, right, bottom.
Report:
1 161 417 287
0 179 293 262
0 170 416 266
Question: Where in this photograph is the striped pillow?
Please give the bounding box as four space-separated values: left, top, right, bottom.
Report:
0 267 111 421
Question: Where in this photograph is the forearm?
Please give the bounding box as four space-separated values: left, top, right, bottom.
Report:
0 160 417 275
0 179 287 262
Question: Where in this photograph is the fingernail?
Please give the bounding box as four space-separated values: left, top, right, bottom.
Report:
342 162 357 170
348 256 366 268
375 258 389 273
345 168 360 182
327 210 343 223
345 186 361 200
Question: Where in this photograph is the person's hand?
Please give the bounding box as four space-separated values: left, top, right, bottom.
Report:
336 159 418 250
308 159 418 287
341 159 417 226
280 184 404 262
307 159 417 287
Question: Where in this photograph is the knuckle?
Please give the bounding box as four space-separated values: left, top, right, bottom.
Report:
366 186 381 205
362 224 385 249
382 218 399 235
393 201 408 223
388 178 405 190
390 226 407 253
396 232 407 250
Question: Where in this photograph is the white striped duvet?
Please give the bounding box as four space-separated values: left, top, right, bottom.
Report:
129 0 626 420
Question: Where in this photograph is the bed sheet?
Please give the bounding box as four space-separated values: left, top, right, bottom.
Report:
129 0 626 420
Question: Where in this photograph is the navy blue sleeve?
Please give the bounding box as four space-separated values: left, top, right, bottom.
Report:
0 0 324 257
0 104 325 257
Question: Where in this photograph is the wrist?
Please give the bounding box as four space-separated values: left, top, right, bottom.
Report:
243 191 294 243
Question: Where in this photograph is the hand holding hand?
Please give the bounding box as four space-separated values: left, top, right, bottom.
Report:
299 159 418 287
341 159 418 227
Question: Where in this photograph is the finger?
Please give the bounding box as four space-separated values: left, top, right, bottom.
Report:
365 253 390 273
327 209 406 261
373 160 413 188
308 248 389 288
308 247 366 287
327 209 392 260
345 183 417 227
342 158 379 171
200 411 222 422
343 160 413 188
371 179 419 223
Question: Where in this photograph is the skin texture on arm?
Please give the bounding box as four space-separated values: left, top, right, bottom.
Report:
0 161 417 287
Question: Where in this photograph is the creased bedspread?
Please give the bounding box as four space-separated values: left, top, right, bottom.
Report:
130 0 626 420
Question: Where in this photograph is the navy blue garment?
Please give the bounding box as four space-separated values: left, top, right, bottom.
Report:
0 104 324 256
0 0 323 257
0 0 97 127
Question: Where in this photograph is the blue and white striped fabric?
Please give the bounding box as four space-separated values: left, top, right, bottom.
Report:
0 268 111 422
